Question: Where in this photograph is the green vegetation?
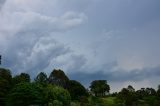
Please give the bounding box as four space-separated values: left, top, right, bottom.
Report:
0 67 160 106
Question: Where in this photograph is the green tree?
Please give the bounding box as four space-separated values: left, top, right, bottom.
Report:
44 84 71 106
35 72 48 85
90 80 110 97
68 80 88 100
117 87 137 106
157 85 160 97
6 82 44 106
0 68 12 106
48 69 69 88
145 88 156 96
127 85 135 92
12 73 30 86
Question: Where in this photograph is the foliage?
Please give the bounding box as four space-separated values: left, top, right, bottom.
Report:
117 87 137 106
1 67 160 106
89 96 105 106
157 85 160 97
102 97 117 106
0 68 12 106
90 80 110 97
34 72 48 85
68 80 88 100
44 84 71 106
49 100 63 106
12 73 30 86
48 69 69 88
6 82 44 106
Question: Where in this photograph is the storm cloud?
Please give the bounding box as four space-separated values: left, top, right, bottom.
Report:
0 0 160 91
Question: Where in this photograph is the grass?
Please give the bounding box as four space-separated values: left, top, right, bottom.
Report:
70 96 122 106
102 97 117 106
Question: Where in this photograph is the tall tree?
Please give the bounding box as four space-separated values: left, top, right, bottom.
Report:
35 72 48 85
48 69 69 88
68 80 88 100
90 80 110 97
0 68 12 106
118 88 136 106
117 86 140 106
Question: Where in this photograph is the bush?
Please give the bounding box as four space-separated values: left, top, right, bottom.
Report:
49 100 63 106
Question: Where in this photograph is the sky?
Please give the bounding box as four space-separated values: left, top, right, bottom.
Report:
0 0 160 92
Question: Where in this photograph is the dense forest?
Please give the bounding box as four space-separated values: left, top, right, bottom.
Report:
0 67 160 106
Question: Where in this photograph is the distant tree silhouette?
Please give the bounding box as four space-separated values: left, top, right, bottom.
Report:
12 73 30 86
68 80 88 100
90 80 110 97
35 72 48 85
48 69 69 88
127 85 135 92
117 86 137 106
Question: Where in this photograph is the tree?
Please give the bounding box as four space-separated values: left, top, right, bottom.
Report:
6 82 44 106
0 68 12 106
117 86 137 106
12 73 30 86
48 69 69 88
35 72 48 85
90 80 110 97
157 85 160 97
146 88 156 96
43 84 71 106
68 80 88 100
127 85 135 92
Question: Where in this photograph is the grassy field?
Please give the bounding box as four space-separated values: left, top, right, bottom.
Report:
70 97 122 106
102 97 117 106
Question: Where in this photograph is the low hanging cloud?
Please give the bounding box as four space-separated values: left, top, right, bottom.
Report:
69 63 160 90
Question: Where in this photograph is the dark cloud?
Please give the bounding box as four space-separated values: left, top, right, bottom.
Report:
0 0 5 10
69 66 160 86
0 0 160 91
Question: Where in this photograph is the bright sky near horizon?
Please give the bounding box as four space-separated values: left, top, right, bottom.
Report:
0 0 160 92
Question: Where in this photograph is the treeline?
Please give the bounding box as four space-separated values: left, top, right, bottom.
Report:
0 68 110 106
1 67 160 106
112 85 160 106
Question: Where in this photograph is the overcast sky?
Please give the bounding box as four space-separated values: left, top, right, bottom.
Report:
0 0 160 92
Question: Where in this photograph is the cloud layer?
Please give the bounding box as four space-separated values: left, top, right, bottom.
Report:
0 0 160 91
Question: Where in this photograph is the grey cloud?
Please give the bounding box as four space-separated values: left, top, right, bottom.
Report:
3 34 70 76
0 0 88 76
69 65 160 87
86 0 160 30
0 0 160 91
0 0 5 10
0 11 87 36
57 0 93 12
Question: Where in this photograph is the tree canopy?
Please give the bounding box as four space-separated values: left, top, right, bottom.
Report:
0 68 12 106
48 69 69 88
34 72 48 85
68 80 88 100
90 80 110 97
12 73 30 86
